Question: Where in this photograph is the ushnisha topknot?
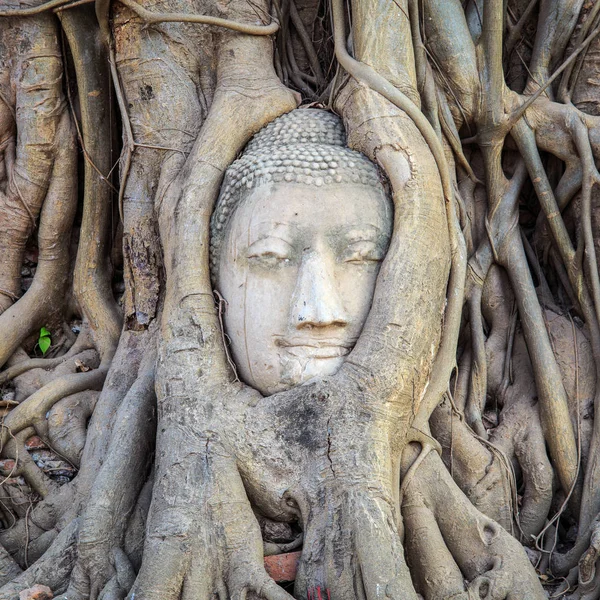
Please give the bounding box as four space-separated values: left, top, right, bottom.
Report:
210 109 387 279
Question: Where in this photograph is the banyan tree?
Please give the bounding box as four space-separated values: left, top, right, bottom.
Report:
2 0 600 598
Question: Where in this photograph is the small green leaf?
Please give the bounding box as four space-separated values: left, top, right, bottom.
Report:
38 327 51 356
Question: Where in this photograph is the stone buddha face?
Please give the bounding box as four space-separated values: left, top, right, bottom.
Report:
211 110 392 396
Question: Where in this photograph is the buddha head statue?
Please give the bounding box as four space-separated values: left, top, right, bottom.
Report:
210 109 392 396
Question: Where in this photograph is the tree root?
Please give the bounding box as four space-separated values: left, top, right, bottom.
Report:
10 349 100 404
63 337 156 600
96 548 136 600
6 2 600 599
0 518 78 600
0 327 95 387
117 0 279 35
44 391 98 467
0 480 73 558
0 367 107 448
60 8 122 361
0 545 21 589
264 535 303 557
0 0 91 16
1 427 59 499
14 529 58 570
430 399 514 533
402 448 545 599
0 14 70 316
0 109 77 368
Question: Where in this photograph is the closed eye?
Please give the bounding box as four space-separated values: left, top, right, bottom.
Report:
247 237 294 266
343 240 384 264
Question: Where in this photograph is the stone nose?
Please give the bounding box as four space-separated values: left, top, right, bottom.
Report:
290 251 349 329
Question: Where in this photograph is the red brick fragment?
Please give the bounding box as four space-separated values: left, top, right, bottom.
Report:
0 459 16 473
19 585 53 600
25 436 46 450
264 551 301 582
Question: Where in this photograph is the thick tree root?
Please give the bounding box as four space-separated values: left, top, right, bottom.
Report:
0 328 95 387
0 107 77 368
46 391 99 466
0 546 21 589
0 13 70 316
402 448 546 599
430 399 515 535
60 7 122 361
121 379 545 600
62 336 156 600
0 367 108 448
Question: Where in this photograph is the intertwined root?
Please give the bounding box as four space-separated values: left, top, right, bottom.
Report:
402 447 545 600
121 434 294 600
0 519 78 600
290 481 416 600
122 412 417 600
0 373 546 600
113 357 545 600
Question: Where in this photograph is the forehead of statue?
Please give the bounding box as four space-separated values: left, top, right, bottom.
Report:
223 181 392 248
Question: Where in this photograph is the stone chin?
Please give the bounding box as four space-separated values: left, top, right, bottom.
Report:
277 346 350 392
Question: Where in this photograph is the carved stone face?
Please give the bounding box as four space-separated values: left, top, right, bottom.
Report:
217 181 392 395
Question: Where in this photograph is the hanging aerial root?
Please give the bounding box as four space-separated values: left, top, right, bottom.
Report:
465 284 488 439
470 113 579 498
463 254 500 438
510 118 600 518
0 110 77 368
0 0 86 16
331 0 467 432
117 0 279 34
